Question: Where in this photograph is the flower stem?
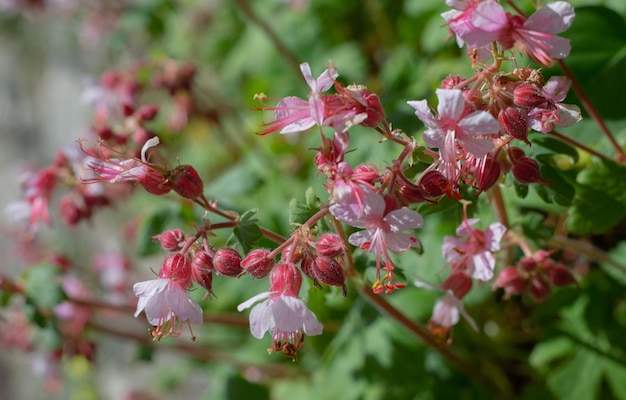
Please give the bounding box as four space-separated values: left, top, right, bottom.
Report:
549 130 610 162
557 60 626 162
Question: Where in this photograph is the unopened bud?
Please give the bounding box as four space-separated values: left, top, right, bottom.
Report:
315 233 345 258
493 267 528 296
169 165 204 199
191 251 213 295
160 253 192 287
512 157 550 185
312 257 347 296
139 167 172 195
498 107 529 144
241 249 275 279
213 248 243 277
299 256 319 283
514 84 546 108
475 156 501 193
442 272 472 299
419 170 449 198
507 147 526 164
550 266 577 287
154 229 185 251
269 262 303 296
136 105 160 122
530 277 551 302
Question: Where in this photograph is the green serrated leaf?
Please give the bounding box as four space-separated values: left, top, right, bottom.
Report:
136 209 174 257
232 209 262 253
290 187 321 225
547 348 603 400
567 160 626 234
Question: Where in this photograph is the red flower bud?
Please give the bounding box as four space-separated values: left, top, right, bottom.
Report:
419 170 449 198
135 105 160 122
169 165 204 199
269 262 302 296
241 249 275 279
159 253 192 287
213 247 243 277
475 156 501 193
299 256 319 284
550 266 577 287
530 277 551 302
442 272 472 299
513 84 546 108
498 107 529 144
153 229 185 251
507 146 526 164
493 267 528 296
139 167 172 195
315 233 346 258
312 257 347 296
512 157 550 184
191 251 213 295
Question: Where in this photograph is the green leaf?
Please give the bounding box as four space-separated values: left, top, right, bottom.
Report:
547 347 603 400
231 209 262 253
567 159 626 234
289 187 321 225
531 136 579 164
136 209 174 257
225 375 269 400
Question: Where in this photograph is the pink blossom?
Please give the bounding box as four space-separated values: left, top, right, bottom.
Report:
133 257 202 339
237 262 322 359
257 62 338 135
408 89 499 184
442 218 506 281
527 76 581 132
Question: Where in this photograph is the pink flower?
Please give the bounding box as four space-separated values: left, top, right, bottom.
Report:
408 89 499 184
257 62 338 135
442 218 506 281
527 76 581 132
331 190 423 292
444 1 575 66
237 262 322 359
133 255 202 339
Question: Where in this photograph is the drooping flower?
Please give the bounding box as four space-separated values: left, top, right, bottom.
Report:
526 76 581 133
237 262 322 360
133 254 202 340
256 62 338 135
442 218 506 281
331 189 423 292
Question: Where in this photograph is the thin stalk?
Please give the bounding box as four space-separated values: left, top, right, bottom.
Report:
557 60 626 162
549 130 610 162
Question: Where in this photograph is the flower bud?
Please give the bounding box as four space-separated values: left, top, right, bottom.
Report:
159 253 192 287
241 249 275 279
213 247 243 277
269 262 302 296
169 165 204 199
550 265 577 287
139 167 172 195
419 170 449 198
442 272 472 299
312 257 347 296
135 105 160 122
191 251 213 295
475 156 501 193
513 84 546 108
299 255 319 283
512 157 550 185
507 146 526 164
153 229 185 251
441 75 465 89
493 267 528 296
530 277 551 302
498 107 529 144
315 233 345 258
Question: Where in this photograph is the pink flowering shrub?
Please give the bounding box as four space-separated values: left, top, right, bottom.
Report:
2 1 626 399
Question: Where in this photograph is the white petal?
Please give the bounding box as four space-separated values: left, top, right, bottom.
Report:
237 291 272 312
470 252 495 281
249 300 273 339
384 207 423 231
525 1 575 34
166 282 203 324
141 136 160 162
435 89 465 121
